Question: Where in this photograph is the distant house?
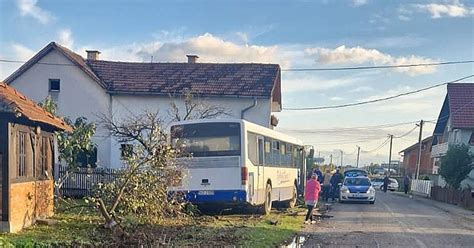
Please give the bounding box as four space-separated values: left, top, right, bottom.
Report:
400 136 435 176
431 83 474 188
0 82 71 233
4 42 282 168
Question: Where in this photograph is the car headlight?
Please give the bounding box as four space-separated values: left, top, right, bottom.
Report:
341 186 349 194
368 187 375 194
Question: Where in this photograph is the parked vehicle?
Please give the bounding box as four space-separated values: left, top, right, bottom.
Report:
168 119 306 214
339 176 376 204
344 168 368 178
371 177 399 191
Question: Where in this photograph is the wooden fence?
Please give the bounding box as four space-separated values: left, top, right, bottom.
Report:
430 186 474 210
58 165 119 197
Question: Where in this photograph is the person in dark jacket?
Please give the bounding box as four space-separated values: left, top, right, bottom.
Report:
313 167 324 184
330 169 343 201
403 175 411 194
383 175 390 193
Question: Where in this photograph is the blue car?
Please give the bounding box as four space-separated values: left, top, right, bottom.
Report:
339 176 376 204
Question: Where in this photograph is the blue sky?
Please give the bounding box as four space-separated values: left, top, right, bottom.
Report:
1 0 473 166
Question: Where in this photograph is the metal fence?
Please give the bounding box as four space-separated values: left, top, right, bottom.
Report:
430 186 474 210
58 165 119 197
411 179 432 197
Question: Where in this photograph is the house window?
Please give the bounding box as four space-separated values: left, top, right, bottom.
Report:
17 131 27 178
120 144 133 159
49 79 60 92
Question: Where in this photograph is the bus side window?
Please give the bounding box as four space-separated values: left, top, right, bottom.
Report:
247 132 259 165
258 138 264 166
264 139 271 166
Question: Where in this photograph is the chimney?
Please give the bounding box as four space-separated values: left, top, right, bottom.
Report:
186 54 199 64
86 50 101 60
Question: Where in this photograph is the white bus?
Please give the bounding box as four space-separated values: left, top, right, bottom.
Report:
169 119 306 214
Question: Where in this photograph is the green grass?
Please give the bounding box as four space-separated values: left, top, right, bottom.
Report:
0 202 306 247
235 210 305 247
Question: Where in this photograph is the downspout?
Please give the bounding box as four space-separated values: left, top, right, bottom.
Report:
241 97 258 120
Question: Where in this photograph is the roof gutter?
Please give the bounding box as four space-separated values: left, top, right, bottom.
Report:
241 97 258 119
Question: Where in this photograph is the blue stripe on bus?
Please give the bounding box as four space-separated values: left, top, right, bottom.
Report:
179 190 247 203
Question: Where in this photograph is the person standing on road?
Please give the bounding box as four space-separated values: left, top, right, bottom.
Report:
322 169 332 201
383 174 390 193
313 167 324 184
330 169 343 202
403 175 411 194
304 173 321 224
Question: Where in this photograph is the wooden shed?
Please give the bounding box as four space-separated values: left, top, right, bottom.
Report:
0 82 71 233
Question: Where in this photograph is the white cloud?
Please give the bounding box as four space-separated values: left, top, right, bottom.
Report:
352 0 368 6
330 96 344 101
95 33 288 67
143 33 280 63
305 45 438 76
16 0 54 24
398 15 411 21
413 2 473 18
11 43 35 60
58 29 74 48
349 86 374 93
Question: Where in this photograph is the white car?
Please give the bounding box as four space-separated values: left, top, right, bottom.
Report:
371 178 399 191
339 176 376 204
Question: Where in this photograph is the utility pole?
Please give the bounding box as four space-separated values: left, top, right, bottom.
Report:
415 120 424 179
388 134 394 176
340 150 343 167
330 154 333 166
356 146 361 168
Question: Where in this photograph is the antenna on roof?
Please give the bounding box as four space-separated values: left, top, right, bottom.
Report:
150 56 154 63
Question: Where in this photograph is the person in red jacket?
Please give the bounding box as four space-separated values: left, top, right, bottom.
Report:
304 173 321 224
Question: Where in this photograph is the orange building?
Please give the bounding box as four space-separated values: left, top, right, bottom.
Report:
400 136 435 177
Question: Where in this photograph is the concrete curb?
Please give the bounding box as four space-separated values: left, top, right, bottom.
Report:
391 191 474 222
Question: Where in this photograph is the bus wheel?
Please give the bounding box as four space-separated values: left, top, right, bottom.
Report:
284 184 297 208
260 184 272 215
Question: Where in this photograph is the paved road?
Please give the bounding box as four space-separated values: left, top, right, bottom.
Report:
303 192 474 248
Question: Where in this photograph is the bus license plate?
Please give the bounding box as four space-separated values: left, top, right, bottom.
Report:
198 190 214 195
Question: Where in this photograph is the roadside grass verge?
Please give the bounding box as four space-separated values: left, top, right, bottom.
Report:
0 200 305 247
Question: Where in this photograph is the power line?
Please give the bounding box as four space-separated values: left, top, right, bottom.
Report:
278 120 420 133
283 74 474 111
0 58 473 71
393 125 418 138
282 60 474 72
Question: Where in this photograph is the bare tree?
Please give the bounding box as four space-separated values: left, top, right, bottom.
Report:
168 89 229 121
92 111 184 228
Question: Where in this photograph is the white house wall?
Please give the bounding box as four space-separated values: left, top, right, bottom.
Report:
7 50 112 168
109 94 272 167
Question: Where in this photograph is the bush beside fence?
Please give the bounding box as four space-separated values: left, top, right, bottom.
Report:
58 165 119 197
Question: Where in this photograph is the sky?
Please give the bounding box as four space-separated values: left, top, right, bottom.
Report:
1 0 473 167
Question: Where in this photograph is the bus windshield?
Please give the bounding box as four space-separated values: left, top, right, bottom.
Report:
171 122 241 157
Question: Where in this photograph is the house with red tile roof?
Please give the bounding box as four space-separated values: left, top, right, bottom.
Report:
400 136 435 177
3 42 282 168
431 83 474 180
0 82 71 232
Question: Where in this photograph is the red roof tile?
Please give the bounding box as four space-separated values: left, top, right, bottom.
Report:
447 83 474 129
86 60 280 98
0 82 72 131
